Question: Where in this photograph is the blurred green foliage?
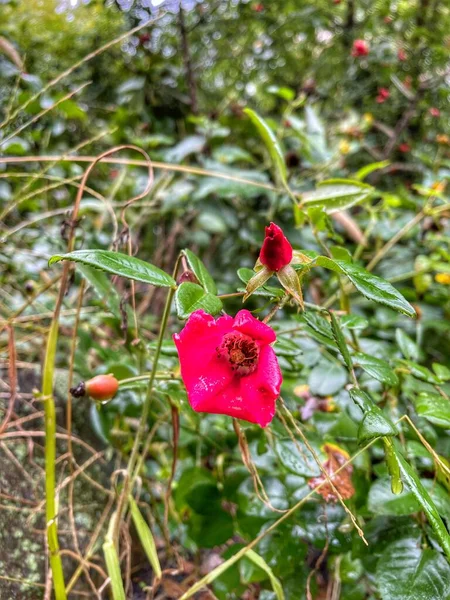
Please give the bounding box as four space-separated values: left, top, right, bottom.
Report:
0 1 450 599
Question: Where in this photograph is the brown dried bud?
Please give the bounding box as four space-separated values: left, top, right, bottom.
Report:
177 270 199 285
70 381 86 398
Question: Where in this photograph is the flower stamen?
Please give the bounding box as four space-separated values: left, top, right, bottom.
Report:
217 332 260 375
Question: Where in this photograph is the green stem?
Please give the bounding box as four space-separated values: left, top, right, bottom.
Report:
128 285 176 480
112 279 178 544
118 373 179 386
42 319 67 600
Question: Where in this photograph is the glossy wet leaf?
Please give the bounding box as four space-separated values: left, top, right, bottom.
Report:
49 249 176 288
244 108 287 184
413 392 450 428
391 441 450 560
329 311 353 374
395 329 419 361
309 360 347 396
314 256 416 318
182 248 217 294
275 438 322 477
301 179 374 213
354 352 399 386
175 282 223 319
376 537 450 600
357 406 397 443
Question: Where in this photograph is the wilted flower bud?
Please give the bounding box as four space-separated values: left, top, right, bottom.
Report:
259 222 293 272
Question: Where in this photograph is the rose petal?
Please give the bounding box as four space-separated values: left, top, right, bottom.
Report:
173 310 234 407
240 345 282 426
232 309 276 344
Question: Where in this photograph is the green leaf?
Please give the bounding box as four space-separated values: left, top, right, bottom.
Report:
103 513 126 600
244 108 287 184
376 537 450 600
49 250 176 288
182 248 217 294
340 314 369 330
395 329 419 361
391 441 450 560
77 264 121 318
189 511 234 548
433 363 450 382
413 392 450 428
301 179 374 213
354 352 399 386
246 549 284 600
175 282 223 319
369 477 450 518
129 496 162 579
369 478 421 516
329 312 353 374
399 360 440 384
275 438 321 477
308 359 347 396
354 160 390 181
314 256 416 318
175 467 220 515
358 406 398 443
349 388 374 413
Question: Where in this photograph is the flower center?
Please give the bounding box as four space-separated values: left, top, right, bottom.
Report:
217 331 260 376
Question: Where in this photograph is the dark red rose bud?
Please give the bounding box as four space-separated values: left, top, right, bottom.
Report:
351 39 369 57
259 222 293 272
399 143 411 153
85 374 119 402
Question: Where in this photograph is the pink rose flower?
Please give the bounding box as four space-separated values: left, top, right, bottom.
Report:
174 309 282 427
259 222 293 272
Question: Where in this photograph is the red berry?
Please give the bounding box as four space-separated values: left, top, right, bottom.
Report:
252 3 264 11
86 374 119 402
429 107 440 118
397 49 407 61
399 143 411 153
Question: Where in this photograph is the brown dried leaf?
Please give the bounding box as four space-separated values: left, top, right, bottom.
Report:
308 443 355 502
